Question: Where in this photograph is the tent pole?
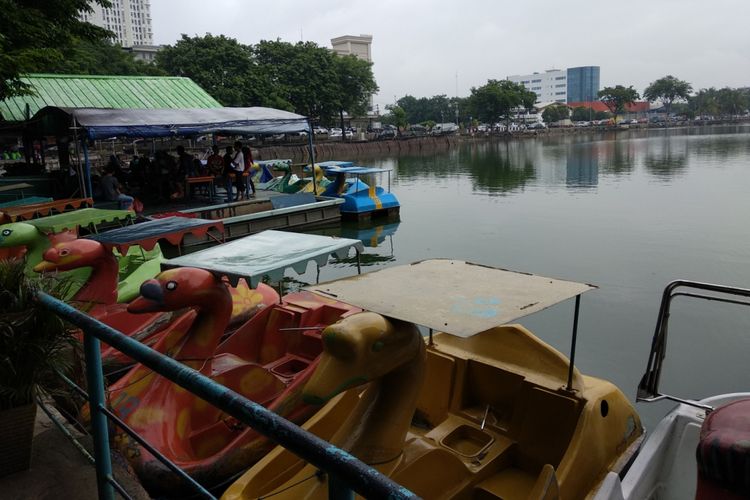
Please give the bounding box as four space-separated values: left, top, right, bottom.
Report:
307 121 317 196
82 138 93 200
565 294 582 391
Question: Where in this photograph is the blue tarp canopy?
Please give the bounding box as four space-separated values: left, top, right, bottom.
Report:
34 106 311 139
162 229 364 287
86 216 224 252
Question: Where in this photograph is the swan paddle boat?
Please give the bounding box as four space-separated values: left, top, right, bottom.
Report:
0 207 134 273
224 260 644 500
107 230 365 494
251 159 285 189
0 196 94 223
594 280 750 500
319 162 400 220
34 217 274 370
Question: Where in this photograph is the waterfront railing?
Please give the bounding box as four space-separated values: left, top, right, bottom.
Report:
37 292 415 500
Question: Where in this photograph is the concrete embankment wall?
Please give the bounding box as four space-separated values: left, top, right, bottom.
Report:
256 136 458 162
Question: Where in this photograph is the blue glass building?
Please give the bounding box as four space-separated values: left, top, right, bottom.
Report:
566 66 600 103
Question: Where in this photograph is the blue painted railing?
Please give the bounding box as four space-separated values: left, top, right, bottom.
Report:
37 292 416 500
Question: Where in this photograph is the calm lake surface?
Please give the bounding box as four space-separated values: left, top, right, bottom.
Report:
299 125 750 429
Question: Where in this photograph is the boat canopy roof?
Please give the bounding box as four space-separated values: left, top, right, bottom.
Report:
306 259 596 338
86 216 223 252
162 230 364 287
35 106 310 139
320 166 392 175
25 207 134 233
317 161 355 168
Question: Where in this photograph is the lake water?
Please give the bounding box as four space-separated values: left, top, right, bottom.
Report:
300 125 750 429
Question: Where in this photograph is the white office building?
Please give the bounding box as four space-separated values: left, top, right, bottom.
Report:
79 0 153 47
507 69 568 104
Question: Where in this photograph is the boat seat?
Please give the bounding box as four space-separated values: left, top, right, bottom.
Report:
696 398 750 499
515 386 580 470
526 464 559 500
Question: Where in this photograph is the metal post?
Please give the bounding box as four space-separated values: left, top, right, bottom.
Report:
82 138 93 200
328 475 355 500
566 295 582 391
83 332 115 500
356 250 361 275
307 122 317 196
37 293 415 500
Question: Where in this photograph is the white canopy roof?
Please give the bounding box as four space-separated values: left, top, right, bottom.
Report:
162 230 364 288
306 259 596 337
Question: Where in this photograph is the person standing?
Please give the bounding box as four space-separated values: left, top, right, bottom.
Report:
231 141 245 201
242 146 256 197
206 145 224 199
223 145 235 202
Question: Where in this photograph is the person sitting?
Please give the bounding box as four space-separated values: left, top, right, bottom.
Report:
101 167 134 210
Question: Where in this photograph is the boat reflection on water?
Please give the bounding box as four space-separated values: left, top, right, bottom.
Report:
315 219 400 267
273 220 401 293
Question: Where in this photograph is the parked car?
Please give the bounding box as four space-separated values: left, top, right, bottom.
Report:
527 122 547 130
377 125 397 139
313 126 328 135
574 121 591 127
431 123 459 135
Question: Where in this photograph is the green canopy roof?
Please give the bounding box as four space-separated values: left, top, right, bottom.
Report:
0 74 221 122
27 208 134 233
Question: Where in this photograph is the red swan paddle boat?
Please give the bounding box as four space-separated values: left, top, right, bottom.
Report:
107 230 364 493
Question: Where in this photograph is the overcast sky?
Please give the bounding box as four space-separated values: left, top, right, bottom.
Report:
152 0 750 109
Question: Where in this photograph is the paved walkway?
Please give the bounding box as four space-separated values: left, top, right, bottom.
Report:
1 404 149 500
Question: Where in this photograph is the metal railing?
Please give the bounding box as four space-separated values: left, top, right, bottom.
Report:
37 292 416 500
637 279 750 410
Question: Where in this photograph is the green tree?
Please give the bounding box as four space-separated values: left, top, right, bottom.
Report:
255 40 341 120
0 0 112 100
643 75 692 116
156 34 275 107
384 105 407 134
542 104 570 124
333 54 378 140
598 85 640 123
715 87 748 117
571 106 593 122
468 79 535 129
32 38 165 76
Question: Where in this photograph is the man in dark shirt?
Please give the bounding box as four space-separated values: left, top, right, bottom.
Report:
101 167 134 210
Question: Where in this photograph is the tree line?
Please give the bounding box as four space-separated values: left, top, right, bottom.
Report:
1 1 377 128
387 75 749 128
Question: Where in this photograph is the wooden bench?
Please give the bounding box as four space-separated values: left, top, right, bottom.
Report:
185 176 215 201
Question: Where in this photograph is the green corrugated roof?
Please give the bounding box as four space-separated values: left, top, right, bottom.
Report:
0 74 222 122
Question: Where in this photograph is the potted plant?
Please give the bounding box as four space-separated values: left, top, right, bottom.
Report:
0 258 76 477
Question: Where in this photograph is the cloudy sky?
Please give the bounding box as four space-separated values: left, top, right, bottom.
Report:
152 0 750 109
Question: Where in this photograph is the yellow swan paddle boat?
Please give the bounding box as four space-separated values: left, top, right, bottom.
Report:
223 260 644 500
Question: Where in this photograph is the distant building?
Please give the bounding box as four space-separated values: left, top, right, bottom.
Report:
566 66 600 103
508 66 601 104
331 34 374 113
124 44 162 63
508 69 568 104
79 0 153 47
